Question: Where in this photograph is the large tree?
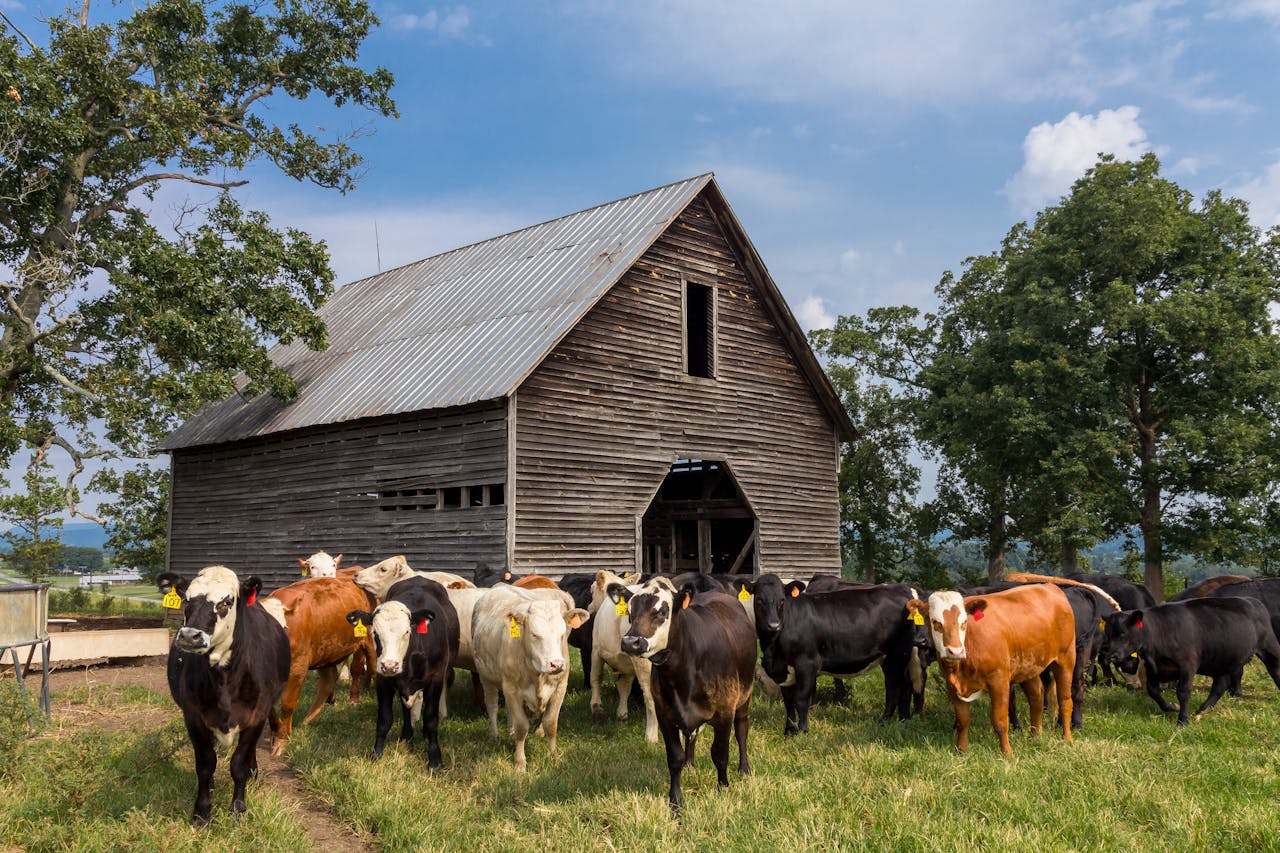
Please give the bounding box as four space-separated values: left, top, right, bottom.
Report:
0 0 395 516
1001 155 1280 600
0 455 65 580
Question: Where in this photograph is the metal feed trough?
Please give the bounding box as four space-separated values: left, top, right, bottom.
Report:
0 583 52 723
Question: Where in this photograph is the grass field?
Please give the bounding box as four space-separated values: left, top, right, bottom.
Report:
3 658 1280 852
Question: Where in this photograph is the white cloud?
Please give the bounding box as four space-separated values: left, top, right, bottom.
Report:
706 163 834 213
796 295 834 331
1234 158 1280 228
1003 106 1152 216
388 6 480 42
838 249 861 274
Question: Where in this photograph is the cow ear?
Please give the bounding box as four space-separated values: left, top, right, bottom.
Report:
346 609 373 626
906 599 927 617
155 572 189 598
677 582 698 610
786 581 805 598
333 554 343 567
240 575 265 604
503 571 513 581
595 570 609 590
409 609 435 634
606 582 632 604
298 558 310 575
1129 610 1144 629
564 607 590 630
967 599 988 620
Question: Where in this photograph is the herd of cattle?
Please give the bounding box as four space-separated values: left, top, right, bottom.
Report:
152 557 1280 825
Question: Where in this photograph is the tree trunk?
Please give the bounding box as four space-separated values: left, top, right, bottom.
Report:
986 510 1007 583
858 522 876 584
1060 537 1078 576
1141 489 1164 603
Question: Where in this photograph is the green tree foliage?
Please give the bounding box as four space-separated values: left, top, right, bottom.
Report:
91 464 167 575
0 457 65 580
0 0 395 519
55 544 104 570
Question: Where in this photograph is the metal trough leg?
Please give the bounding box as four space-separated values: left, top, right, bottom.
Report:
3 639 51 726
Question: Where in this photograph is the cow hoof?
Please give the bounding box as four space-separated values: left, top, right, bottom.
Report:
617 713 629 724
191 813 211 829
591 705 605 723
269 741 285 758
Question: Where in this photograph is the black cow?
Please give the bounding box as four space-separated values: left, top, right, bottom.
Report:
1101 597 1280 724
556 572 600 690
611 576 755 817
1171 574 1251 601
472 562 515 588
345 576 459 765
742 574 927 733
1068 573 1156 686
157 566 290 827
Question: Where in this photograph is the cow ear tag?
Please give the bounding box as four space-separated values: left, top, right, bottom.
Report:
1130 652 1139 659
910 611 924 626
353 620 368 638
738 587 750 602
615 599 628 617
1135 619 1143 629
971 609 984 621
1099 620 1106 632
509 617 521 638
416 620 429 635
789 586 800 598
245 589 257 607
163 587 182 609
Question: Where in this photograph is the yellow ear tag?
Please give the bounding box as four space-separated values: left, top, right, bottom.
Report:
163 589 182 609
738 587 750 601
615 600 628 617
1130 652 1139 659
353 621 368 638
910 611 924 626
509 617 521 638
1099 620 1106 632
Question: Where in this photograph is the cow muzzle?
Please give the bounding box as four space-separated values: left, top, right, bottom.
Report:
175 628 211 653
620 635 648 656
378 659 402 676
546 658 566 674
939 645 966 662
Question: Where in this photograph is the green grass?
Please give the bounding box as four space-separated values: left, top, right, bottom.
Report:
4 661 1280 851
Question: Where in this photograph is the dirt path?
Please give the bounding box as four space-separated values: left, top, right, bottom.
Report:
35 659 374 852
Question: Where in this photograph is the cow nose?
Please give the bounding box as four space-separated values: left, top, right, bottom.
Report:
944 645 966 660
766 620 781 632
176 628 207 649
547 658 565 674
378 659 401 675
620 636 646 656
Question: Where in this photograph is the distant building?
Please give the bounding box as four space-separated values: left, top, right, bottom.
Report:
79 570 143 587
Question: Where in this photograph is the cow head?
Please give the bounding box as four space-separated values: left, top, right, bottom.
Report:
921 591 985 662
472 562 514 588
1100 610 1145 674
299 551 342 578
735 574 804 636
353 555 415 599
507 598 589 675
353 601 436 676
167 566 257 667
613 577 694 664
591 569 640 614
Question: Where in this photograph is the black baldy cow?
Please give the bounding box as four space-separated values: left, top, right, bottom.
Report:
157 566 290 826
611 577 755 817
1101 597 1280 725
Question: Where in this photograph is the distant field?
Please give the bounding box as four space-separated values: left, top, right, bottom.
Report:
3 655 1280 852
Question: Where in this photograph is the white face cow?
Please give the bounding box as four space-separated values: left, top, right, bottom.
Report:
354 555 414 599
174 566 243 667
612 577 682 662
368 601 419 676
508 599 589 675
299 551 341 578
926 590 970 662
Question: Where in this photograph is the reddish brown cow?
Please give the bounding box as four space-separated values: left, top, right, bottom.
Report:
907 584 1076 754
265 568 376 755
513 574 561 591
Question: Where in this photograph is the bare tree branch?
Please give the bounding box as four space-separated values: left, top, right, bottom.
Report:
32 434 110 524
81 172 250 225
0 10 37 51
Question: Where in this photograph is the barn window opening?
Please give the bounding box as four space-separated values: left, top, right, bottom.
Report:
488 483 505 505
685 280 714 378
441 487 463 509
469 486 485 508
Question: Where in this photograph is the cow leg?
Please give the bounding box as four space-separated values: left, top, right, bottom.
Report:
1175 671 1194 725
781 684 800 735
1021 677 1044 737
792 665 818 734
683 728 699 768
482 677 502 737
1069 656 1086 731
988 679 1013 755
1006 688 1021 732
1144 673 1177 715
504 685 531 772
909 650 927 718
710 719 732 789
1052 658 1074 743
302 665 339 726
832 678 848 701
1230 667 1245 698
615 671 634 723
229 720 265 818
471 670 487 714
542 680 568 759
880 658 908 723
353 641 374 700
590 647 606 722
421 679 445 769
579 630 594 691
636 661 660 744
185 717 217 827
371 678 396 758
733 700 751 776
1195 674 1231 719
271 660 309 755
952 697 971 753
1258 642 1280 690
661 722 686 817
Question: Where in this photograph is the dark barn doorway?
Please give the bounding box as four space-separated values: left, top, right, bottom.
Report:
640 459 758 575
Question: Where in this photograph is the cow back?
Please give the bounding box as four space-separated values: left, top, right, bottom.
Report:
960 585 1075 682
267 576 376 669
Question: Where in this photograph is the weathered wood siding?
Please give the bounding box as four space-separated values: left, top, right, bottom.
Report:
513 193 841 576
167 402 508 589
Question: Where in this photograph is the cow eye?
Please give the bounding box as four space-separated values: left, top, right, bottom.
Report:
221 596 233 608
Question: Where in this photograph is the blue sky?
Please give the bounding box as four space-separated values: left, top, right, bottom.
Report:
8 0 1280 514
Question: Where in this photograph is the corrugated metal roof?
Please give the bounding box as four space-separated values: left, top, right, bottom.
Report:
159 175 714 450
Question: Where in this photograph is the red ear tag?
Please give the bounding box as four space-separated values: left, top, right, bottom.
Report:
971 609 984 621
246 589 257 607
1135 619 1142 629
416 620 428 635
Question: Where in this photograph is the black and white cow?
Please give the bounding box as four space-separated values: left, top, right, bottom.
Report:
157 566 290 827
1101 596 1280 724
346 576 459 765
740 574 927 733
611 577 755 817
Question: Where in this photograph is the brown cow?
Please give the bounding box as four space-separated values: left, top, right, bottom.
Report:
907 584 1075 754
264 568 376 755
513 574 561 591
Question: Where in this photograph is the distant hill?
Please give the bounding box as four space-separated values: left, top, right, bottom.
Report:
0 521 108 551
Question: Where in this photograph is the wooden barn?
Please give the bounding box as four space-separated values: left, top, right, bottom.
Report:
159 174 855 589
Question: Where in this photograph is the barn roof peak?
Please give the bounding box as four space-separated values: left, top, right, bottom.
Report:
160 174 852 450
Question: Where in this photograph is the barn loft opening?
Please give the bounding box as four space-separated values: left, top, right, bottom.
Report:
640 459 757 575
685 280 714 378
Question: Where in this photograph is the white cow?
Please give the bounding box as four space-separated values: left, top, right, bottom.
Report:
589 570 658 743
298 551 341 578
471 584 589 771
